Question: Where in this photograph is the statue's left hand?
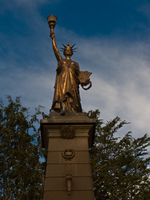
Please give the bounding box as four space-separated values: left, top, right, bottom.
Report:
78 71 92 90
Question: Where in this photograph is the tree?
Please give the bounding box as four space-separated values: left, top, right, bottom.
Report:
0 97 150 200
0 96 46 200
88 110 150 200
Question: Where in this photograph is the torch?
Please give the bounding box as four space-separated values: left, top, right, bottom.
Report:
47 14 57 36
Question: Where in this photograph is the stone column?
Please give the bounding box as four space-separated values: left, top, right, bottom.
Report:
40 112 96 200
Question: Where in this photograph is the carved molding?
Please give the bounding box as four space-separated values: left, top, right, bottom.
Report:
62 149 75 160
60 125 75 139
66 174 72 195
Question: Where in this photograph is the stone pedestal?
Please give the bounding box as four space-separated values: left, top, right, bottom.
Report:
40 112 96 200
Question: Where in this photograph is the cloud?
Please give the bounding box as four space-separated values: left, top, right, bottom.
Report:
2 30 150 139
0 0 57 11
0 2 149 143
72 35 150 139
138 2 150 18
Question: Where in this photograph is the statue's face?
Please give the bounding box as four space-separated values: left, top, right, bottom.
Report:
64 46 73 56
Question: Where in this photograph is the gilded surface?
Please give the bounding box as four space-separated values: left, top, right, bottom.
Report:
48 15 92 114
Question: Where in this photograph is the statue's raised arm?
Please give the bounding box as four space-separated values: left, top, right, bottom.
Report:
47 15 62 62
50 33 62 62
47 15 92 115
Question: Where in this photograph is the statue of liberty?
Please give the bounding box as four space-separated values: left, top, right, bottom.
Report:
47 15 92 115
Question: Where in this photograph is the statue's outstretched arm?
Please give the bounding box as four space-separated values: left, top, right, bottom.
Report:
50 33 62 62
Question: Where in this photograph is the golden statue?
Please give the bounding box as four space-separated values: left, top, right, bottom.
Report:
47 15 92 115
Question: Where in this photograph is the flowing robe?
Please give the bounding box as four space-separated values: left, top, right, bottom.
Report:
52 59 82 112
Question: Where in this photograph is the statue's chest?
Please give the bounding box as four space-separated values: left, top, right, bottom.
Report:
57 60 78 75
62 61 76 71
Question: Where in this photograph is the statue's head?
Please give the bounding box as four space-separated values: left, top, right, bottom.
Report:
60 43 77 57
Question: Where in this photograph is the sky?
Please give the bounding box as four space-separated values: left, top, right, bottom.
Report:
0 0 150 144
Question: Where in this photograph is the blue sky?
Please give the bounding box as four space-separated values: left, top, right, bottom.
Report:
0 0 150 143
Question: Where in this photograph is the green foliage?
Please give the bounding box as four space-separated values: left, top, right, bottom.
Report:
87 110 150 200
0 96 46 200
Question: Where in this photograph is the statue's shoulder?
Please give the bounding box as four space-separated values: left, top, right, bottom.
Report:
71 60 79 67
58 59 65 65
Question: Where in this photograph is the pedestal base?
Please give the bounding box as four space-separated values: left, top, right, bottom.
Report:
40 112 96 200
